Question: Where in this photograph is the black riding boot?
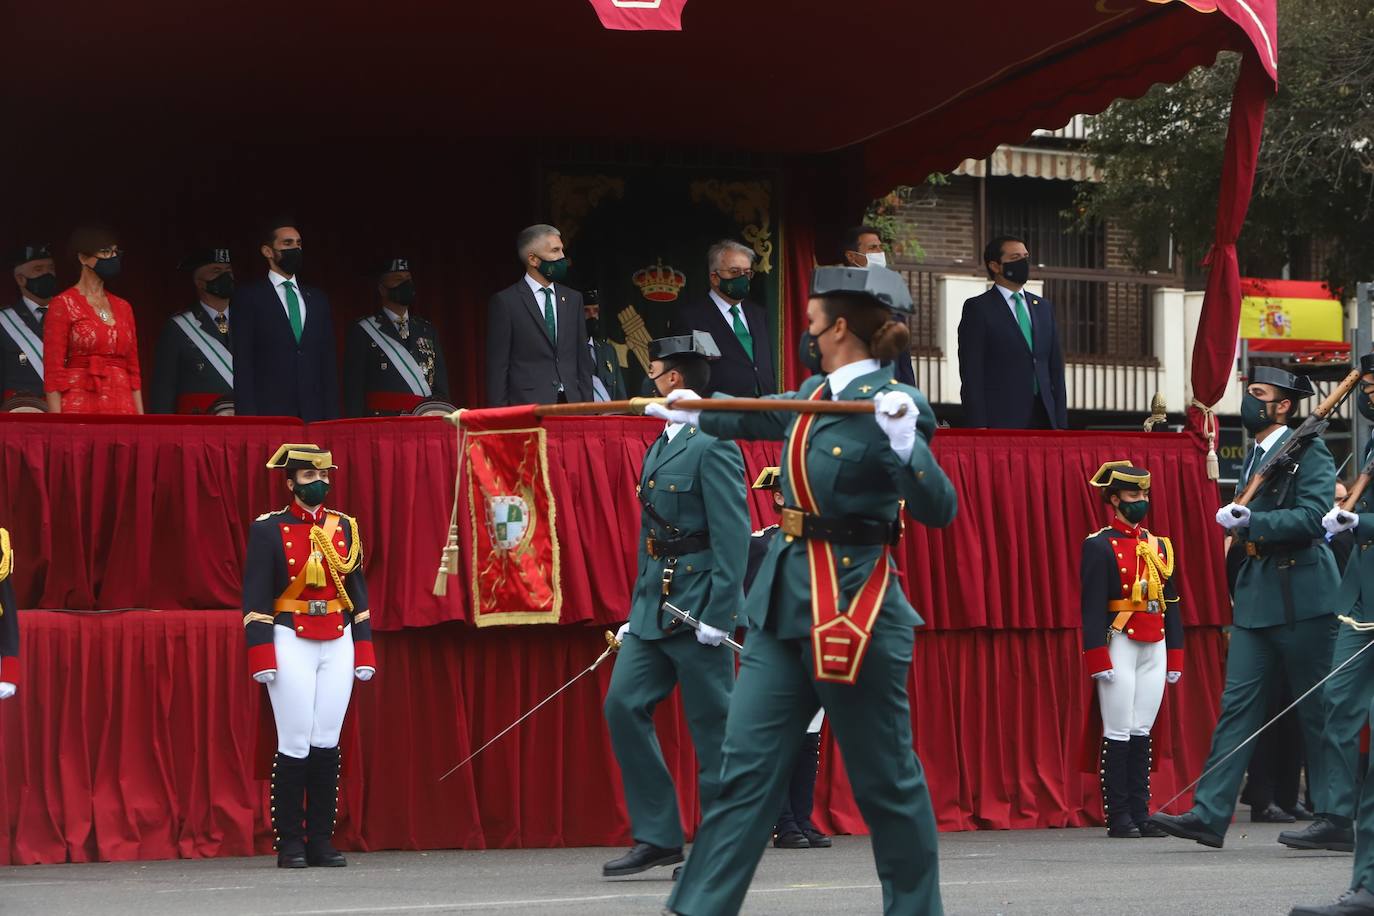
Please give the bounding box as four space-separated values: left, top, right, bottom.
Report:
1128 735 1166 837
271 752 308 868
1101 738 1140 838
305 745 347 867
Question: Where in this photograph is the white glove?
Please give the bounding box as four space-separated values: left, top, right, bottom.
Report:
253 669 276 684
1323 507 1358 535
1091 670 1114 683
1166 671 1182 684
1215 503 1250 529
355 666 375 682
644 388 703 426
0 682 15 700
615 622 630 643
873 391 917 460
696 623 727 647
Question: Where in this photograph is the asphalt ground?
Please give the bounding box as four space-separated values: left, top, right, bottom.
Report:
0 824 1354 915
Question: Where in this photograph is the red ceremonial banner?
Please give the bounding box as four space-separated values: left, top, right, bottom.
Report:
465 428 561 626
585 0 688 31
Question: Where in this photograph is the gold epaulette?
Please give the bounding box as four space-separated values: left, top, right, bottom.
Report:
256 505 290 521
0 527 11 585
1084 526 1110 541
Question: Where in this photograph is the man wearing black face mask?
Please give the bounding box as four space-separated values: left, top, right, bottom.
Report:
485 224 592 406
583 288 626 402
231 220 340 421
1151 366 1341 852
343 257 450 417
149 248 236 414
671 240 775 398
1 244 55 408
956 235 1067 429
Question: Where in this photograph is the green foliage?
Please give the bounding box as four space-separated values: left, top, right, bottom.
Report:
1078 0 1374 291
865 174 949 262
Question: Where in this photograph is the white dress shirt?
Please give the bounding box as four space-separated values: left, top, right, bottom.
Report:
270 270 307 328
709 289 749 334
1243 425 1289 481
825 358 881 399
995 282 1030 322
200 301 230 326
664 420 685 441
383 306 409 333
22 296 47 323
525 273 557 337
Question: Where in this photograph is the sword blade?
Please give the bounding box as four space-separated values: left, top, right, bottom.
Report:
662 601 744 653
1152 627 1374 815
438 639 618 781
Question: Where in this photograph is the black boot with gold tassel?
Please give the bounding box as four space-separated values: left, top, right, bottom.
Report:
1101 738 1140 838
272 753 308 868
305 745 347 867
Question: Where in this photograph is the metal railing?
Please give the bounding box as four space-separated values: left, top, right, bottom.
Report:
1032 115 1092 141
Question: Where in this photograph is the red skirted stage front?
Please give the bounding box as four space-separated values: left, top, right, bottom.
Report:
0 417 1230 864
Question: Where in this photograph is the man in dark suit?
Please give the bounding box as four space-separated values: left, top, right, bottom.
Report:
673 240 775 397
149 248 236 414
1 243 55 406
485 224 593 406
343 257 450 416
956 235 1067 429
231 221 339 422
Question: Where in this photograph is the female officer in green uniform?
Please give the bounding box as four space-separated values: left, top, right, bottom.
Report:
650 265 958 916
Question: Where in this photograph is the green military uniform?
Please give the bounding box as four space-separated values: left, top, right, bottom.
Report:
667 266 958 916
603 333 749 866
1152 366 1340 848
591 337 627 401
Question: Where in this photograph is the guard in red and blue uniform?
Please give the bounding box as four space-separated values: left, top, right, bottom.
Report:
243 443 376 868
0 527 19 701
1081 461 1184 838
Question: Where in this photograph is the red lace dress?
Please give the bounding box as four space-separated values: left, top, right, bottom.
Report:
43 288 142 415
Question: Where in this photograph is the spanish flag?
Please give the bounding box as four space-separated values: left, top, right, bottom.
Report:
1240 278 1343 351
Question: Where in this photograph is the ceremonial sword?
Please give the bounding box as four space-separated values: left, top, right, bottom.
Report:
1152 615 1374 815
662 601 744 653
438 630 620 781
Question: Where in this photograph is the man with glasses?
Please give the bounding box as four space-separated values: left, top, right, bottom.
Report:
231 220 340 421
956 235 1068 429
672 240 775 397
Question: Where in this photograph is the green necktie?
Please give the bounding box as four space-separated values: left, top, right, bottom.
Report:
1013 291 1038 394
729 304 753 360
283 280 303 344
540 287 556 343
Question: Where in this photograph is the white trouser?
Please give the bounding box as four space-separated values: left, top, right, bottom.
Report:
1096 636 1166 742
267 624 355 758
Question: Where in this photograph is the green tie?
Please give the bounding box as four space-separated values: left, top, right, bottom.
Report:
729 304 753 360
1013 291 1038 394
540 287 556 343
283 280 303 344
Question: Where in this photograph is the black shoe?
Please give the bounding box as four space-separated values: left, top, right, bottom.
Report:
672 866 681 882
1253 803 1297 823
803 828 832 848
1289 887 1374 915
1136 821 1168 838
276 840 308 869
1279 818 1354 852
1289 802 1316 821
602 842 684 877
1108 824 1142 838
306 843 347 867
774 830 808 849
1146 811 1225 848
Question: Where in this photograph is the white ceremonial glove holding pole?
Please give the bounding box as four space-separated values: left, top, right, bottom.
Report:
696 623 728 647
355 666 375 682
1216 503 1250 529
0 682 15 700
1324 507 1358 535
873 391 917 461
644 389 703 426
253 669 276 684
1092 670 1114 683
615 622 630 643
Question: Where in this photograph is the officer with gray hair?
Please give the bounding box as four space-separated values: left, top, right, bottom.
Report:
485 223 593 406
672 239 775 397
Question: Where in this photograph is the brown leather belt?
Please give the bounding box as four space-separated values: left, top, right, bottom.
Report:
1107 600 1159 614
274 598 346 616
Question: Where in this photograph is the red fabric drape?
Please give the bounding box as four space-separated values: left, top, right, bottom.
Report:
0 419 1228 632
781 182 820 391
0 611 1225 864
1187 48 1276 434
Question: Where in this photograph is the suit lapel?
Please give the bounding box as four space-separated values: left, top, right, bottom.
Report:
704 298 749 360
16 303 42 336
644 425 692 478
518 282 556 353
1254 428 1293 477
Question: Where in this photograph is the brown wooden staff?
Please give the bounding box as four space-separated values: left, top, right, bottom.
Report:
1342 452 1374 513
445 396 893 425
1234 368 1362 512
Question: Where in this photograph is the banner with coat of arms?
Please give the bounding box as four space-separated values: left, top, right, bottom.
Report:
464 426 561 626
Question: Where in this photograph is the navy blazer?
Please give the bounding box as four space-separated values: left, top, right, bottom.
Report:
485 279 592 406
230 275 339 421
672 296 776 397
956 285 1067 429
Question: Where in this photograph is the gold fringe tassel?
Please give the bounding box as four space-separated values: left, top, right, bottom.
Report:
434 411 467 598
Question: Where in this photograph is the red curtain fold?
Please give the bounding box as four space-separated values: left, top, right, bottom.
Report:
1187 48 1275 435
0 418 1228 633
0 610 1226 863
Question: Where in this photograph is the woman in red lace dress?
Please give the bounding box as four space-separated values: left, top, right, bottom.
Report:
44 227 143 415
